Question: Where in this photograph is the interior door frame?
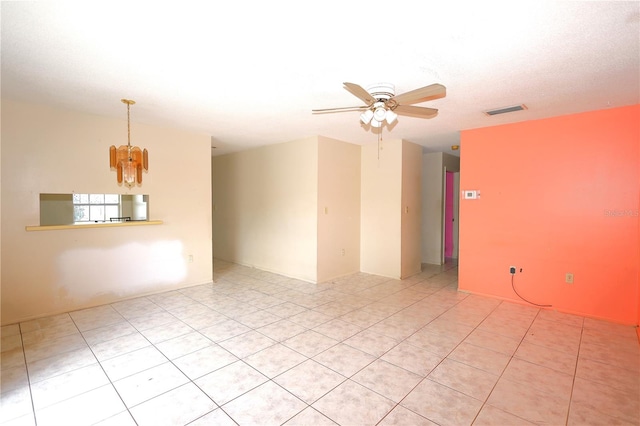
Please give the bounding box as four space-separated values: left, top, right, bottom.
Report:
441 168 460 263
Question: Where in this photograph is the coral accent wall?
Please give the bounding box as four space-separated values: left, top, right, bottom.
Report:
459 105 639 325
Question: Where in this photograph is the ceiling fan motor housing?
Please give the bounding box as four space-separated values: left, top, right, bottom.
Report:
366 83 395 101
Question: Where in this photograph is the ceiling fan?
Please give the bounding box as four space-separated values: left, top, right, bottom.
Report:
313 82 446 127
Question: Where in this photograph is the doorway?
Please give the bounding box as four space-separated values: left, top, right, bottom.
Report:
443 170 460 262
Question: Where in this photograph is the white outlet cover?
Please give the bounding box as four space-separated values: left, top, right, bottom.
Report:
463 190 478 199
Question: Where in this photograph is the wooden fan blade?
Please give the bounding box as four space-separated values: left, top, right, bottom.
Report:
394 105 438 119
343 82 375 105
391 83 446 105
312 105 369 114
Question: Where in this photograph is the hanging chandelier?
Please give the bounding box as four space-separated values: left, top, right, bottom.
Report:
109 99 148 187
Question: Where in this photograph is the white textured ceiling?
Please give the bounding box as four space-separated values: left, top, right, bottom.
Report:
2 1 639 156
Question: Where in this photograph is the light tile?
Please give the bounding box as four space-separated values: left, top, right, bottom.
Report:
80 321 137 346
21 321 80 347
338 308 388 328
19 314 73 334
274 359 346 403
199 319 252 342
30 363 109 410
247 295 284 309
90 331 150 361
514 339 578 375
581 327 640 355
284 407 338 425
473 404 536 425
579 340 640 373
126 311 175 331
195 360 268 405
422 317 474 340
68 305 125 332
129 382 216 426
427 358 499 401
218 330 276 358
571 377 639 424
100 346 168 381
567 400 637 426
575 356 640 395
288 310 333 328
1 335 23 354
166 302 212 320
147 291 193 310
1 413 36 426
463 328 521 356
188 408 237 426
1 348 26 370
381 341 444 376
401 379 483 425
179 310 228 330
378 406 437 426
139 319 193 345
264 302 308 318
501 358 574 400
93 410 137 426
244 343 307 378
312 379 395 425
486 378 569 425
343 329 398 357
404 328 460 357
583 317 638 339
173 344 238 380
24 333 88 364
448 341 511 375
521 322 581 355
113 362 189 407
352 359 423 402
1 324 22 338
312 319 362 341
283 330 339 358
0 386 33 424
1 364 29 393
313 343 376 377
477 316 531 340
236 310 282 328
537 309 584 328
155 331 213 360
34 384 126 426
10 262 640 426
256 319 307 342
28 347 97 383
223 380 306 425
110 297 163 320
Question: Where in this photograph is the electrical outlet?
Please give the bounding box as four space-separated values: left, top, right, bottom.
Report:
509 266 516 274
188 254 194 263
565 273 574 284
341 248 345 256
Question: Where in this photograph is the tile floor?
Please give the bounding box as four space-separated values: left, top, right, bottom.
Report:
1 260 639 425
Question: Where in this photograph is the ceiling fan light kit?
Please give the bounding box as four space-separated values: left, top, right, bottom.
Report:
360 109 374 124
313 81 445 130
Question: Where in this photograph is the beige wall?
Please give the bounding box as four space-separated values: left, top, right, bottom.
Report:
317 136 361 282
401 141 423 278
1 100 213 325
360 139 403 278
212 138 319 282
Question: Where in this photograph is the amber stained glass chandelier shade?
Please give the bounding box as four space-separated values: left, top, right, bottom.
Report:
109 99 148 187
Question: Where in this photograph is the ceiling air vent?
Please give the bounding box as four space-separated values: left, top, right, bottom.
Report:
484 104 528 116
